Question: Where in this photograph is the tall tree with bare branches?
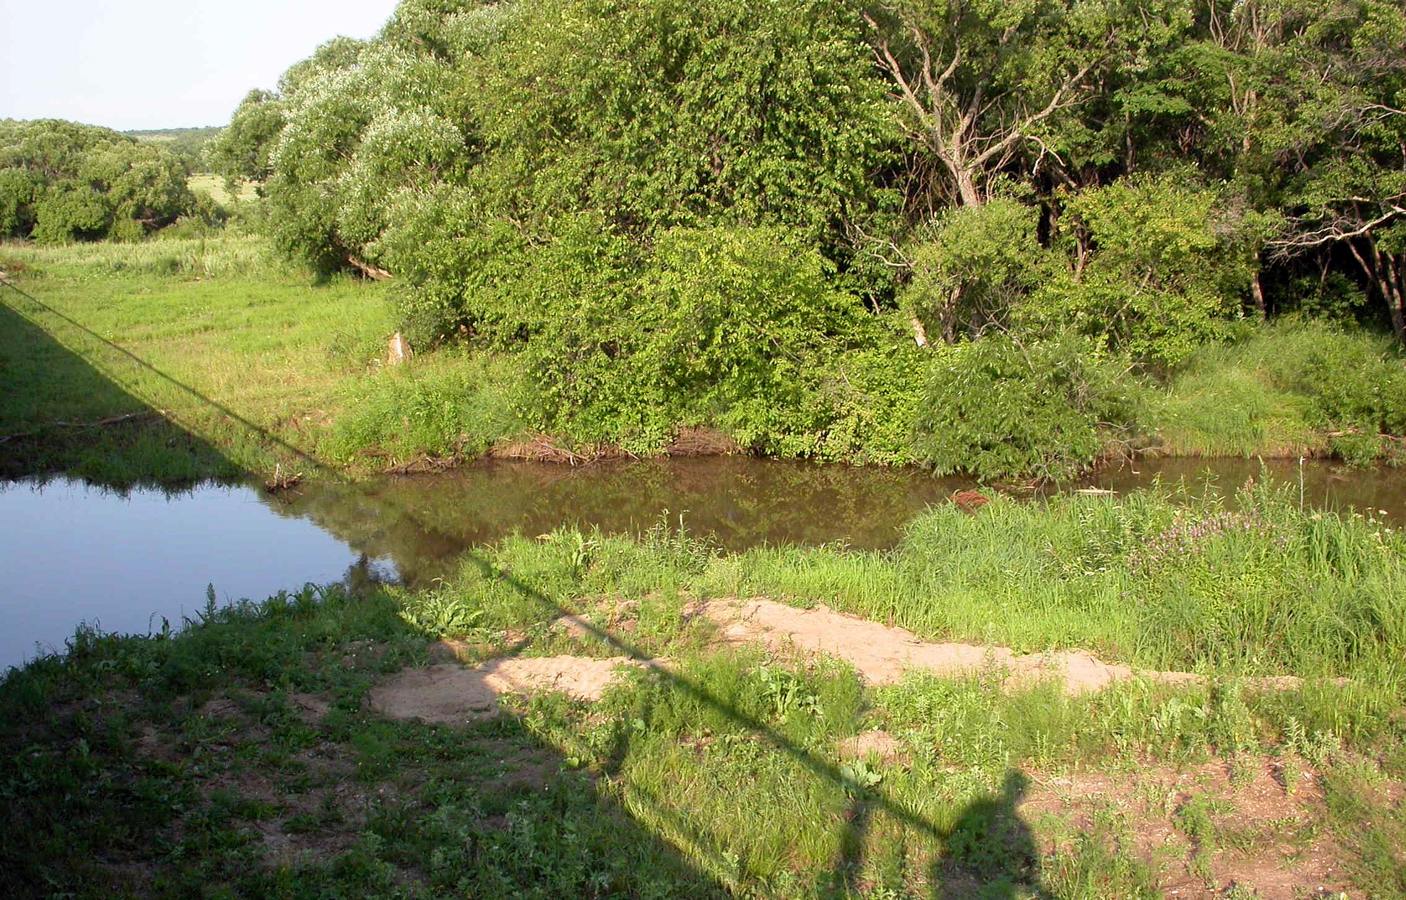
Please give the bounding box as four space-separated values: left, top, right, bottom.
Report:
861 0 1144 212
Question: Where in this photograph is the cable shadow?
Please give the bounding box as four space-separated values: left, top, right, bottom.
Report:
3 275 1044 893
0 293 240 487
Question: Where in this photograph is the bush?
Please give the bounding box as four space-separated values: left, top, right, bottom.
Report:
1026 174 1272 369
0 119 194 243
518 223 867 455
814 335 929 464
901 197 1050 342
912 332 1145 480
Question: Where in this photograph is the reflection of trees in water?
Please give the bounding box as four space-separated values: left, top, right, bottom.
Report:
262 459 968 582
260 456 1406 588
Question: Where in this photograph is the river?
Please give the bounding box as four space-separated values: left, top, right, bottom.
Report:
2 456 1401 669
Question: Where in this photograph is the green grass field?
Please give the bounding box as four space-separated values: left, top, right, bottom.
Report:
0 234 530 486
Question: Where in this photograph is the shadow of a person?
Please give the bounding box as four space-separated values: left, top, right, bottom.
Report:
935 769 1042 899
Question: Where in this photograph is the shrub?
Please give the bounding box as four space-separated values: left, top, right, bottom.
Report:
518 223 867 455
1026 174 1272 369
814 335 930 464
0 119 194 243
900 197 1050 342
912 332 1145 480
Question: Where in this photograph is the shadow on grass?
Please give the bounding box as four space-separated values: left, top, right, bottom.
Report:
0 287 241 488
934 771 1041 898
0 277 1046 894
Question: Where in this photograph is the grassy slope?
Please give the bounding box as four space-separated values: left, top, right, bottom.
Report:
0 236 494 484
3 490 1404 896
1 234 531 487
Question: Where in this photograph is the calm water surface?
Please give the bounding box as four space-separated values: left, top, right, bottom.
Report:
2 456 1402 669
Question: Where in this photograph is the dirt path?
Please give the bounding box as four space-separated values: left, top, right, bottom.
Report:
370 597 1322 725
369 655 643 724
701 598 1310 695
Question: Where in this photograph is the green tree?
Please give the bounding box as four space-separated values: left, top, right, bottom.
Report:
205 90 286 189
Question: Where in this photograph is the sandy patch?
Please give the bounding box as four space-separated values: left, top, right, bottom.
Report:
702 599 1313 696
369 656 642 724
1025 758 1347 898
836 730 906 763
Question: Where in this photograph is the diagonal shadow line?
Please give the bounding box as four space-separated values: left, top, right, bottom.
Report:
1 276 952 849
1 279 349 480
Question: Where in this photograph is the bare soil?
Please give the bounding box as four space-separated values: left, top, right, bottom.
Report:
703 598 1316 695
369 656 643 724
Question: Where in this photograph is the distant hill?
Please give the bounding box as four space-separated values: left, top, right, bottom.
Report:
125 126 224 172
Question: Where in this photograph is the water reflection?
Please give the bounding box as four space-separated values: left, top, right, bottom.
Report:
276 456 1406 586
3 455 1402 670
0 478 392 669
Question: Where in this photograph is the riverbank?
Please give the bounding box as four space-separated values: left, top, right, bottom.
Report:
3 234 1405 490
3 488 1403 895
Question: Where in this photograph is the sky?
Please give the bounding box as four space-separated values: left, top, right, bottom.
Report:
0 0 398 131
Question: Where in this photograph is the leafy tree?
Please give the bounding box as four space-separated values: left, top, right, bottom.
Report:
900 197 1051 343
205 90 286 189
0 119 193 243
862 0 1175 211
1028 173 1273 367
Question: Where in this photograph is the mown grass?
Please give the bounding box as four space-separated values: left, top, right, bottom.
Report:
4 487 1404 895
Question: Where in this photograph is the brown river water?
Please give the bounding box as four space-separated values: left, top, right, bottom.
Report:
1 456 1401 669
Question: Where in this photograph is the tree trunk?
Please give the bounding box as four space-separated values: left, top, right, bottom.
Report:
1385 254 1405 343
953 166 982 208
910 316 929 348
1250 271 1267 318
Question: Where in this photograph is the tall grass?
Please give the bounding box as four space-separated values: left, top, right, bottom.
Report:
2 232 288 281
328 350 529 463
421 483 1406 694
1153 321 1406 462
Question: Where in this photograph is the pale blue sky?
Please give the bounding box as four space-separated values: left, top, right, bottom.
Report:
0 0 398 130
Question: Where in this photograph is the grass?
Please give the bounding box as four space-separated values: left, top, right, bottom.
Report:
1151 321 1406 463
0 234 525 486
188 173 259 207
6 488 1402 895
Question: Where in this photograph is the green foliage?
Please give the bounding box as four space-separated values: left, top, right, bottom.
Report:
329 351 527 462
517 223 871 455
902 197 1051 341
205 90 285 188
126 127 224 172
1028 175 1270 368
912 332 1145 479
0 119 194 243
1155 322 1406 462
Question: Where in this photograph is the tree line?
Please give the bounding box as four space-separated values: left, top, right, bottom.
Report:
0 120 200 243
10 0 1402 475
209 0 1404 345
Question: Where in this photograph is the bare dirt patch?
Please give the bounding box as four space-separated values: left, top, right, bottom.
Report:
836 730 905 764
369 656 643 724
665 426 738 457
1025 758 1347 898
703 599 1317 695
